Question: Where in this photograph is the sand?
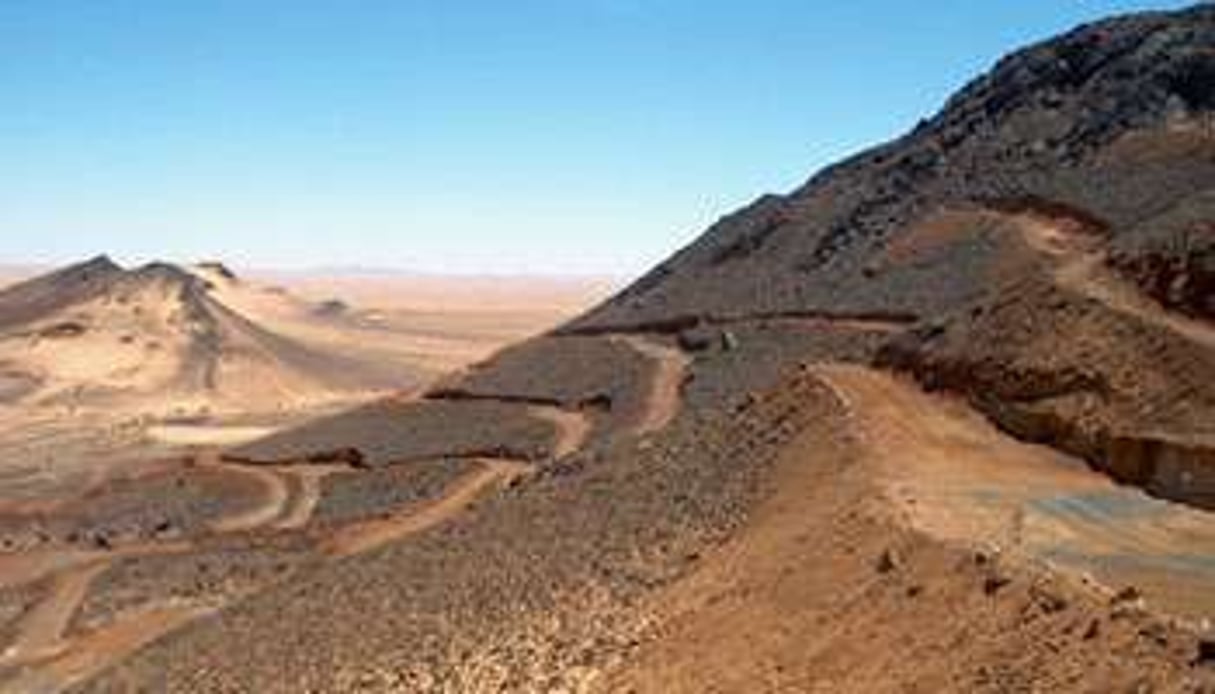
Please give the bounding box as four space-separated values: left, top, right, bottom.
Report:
0 262 612 513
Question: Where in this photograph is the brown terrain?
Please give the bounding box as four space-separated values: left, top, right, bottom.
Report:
2 5 1215 692
0 260 599 506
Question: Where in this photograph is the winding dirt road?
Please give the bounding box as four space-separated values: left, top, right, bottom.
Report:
321 458 530 558
273 465 348 530
0 454 533 692
0 550 106 595
526 405 591 460
1008 207 1215 351
815 364 1215 621
202 455 291 534
0 539 198 694
613 336 691 435
0 454 301 691
1 603 212 694
0 562 106 668
0 325 686 690
1058 253 1215 350
561 310 915 337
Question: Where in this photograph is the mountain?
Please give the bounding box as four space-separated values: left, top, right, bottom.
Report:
0 258 413 414
0 255 123 332
7 6 1215 692
560 5 1215 509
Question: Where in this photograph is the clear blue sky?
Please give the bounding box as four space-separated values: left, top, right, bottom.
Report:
0 1 1193 276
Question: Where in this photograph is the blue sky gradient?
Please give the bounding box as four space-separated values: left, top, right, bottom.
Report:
0 1 1193 275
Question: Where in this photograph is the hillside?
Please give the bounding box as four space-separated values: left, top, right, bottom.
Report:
0 257 412 415
2 5 1214 692
564 5 1215 510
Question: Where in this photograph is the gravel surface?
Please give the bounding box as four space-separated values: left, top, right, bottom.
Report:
311 459 481 525
229 399 560 466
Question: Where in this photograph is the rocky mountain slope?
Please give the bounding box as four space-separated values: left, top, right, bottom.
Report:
566 5 1215 510
3 5 1215 692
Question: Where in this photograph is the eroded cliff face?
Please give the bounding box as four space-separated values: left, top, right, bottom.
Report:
1108 220 1215 322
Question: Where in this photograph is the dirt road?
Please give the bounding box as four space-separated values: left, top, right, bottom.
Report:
0 562 106 668
816 364 1215 620
202 455 291 534
1010 208 1215 351
321 458 531 557
613 336 691 435
526 406 591 460
609 364 1215 692
0 455 532 692
1 603 212 694
274 465 348 530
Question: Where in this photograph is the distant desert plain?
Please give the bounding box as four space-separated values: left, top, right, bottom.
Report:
0 259 613 516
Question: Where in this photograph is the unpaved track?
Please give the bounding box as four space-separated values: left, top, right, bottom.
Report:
321 459 530 558
526 406 591 459
613 336 691 435
0 562 106 668
1 603 212 694
815 364 1109 540
202 455 290 533
0 336 830 691
1009 209 1215 351
755 315 909 333
0 541 195 693
562 310 914 337
0 457 529 690
0 551 106 594
815 364 1215 620
1058 254 1215 350
0 452 300 690
273 465 348 530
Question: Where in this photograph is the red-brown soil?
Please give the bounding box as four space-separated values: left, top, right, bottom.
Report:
7 6 1215 691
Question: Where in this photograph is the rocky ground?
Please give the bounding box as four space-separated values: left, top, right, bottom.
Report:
226 398 565 467
3 5 1215 692
310 460 481 526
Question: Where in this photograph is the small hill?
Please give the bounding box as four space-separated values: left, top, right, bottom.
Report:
0 258 413 413
0 255 123 331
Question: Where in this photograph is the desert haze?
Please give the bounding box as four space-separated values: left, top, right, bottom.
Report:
2 3 1215 693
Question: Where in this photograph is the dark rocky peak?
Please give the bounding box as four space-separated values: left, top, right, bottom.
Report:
109 263 216 316
126 262 205 287
573 4 1215 331
798 5 1215 190
0 256 126 330
43 254 125 288
195 261 239 283
74 254 123 277
919 5 1215 158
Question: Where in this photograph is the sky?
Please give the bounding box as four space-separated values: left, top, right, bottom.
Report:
0 1 1195 277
